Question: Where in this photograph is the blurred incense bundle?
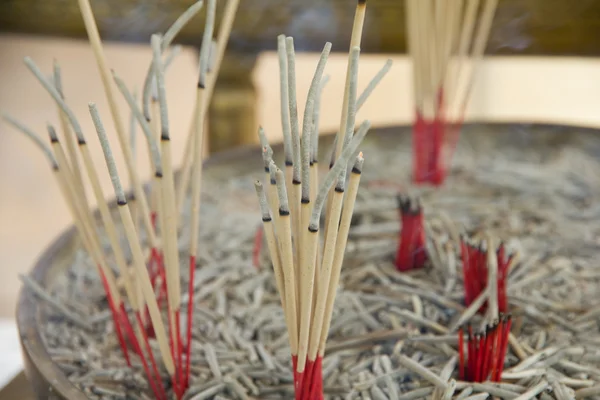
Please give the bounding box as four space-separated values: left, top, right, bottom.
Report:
394 194 427 271
460 235 515 315
3 0 239 398
406 0 498 185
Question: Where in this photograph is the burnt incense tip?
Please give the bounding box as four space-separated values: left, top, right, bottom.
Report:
117 199 128 206
47 125 59 143
396 194 411 212
264 166 270 173
155 171 163 178
292 179 301 185
285 160 293 167
334 186 345 193
309 160 314 167
279 208 290 216
308 225 319 233
161 134 170 141
351 166 362 174
51 164 59 171
262 216 272 223
77 138 86 145
358 0 366 5
197 80 206 89
270 178 277 185
301 197 310 204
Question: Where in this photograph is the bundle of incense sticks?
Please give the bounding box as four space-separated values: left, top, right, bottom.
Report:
3 0 239 398
405 0 498 185
460 235 514 314
394 194 427 271
252 2 395 398
458 314 512 382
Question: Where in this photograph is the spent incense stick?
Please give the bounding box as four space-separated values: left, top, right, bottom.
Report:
297 40 332 376
76 0 159 255
128 87 141 234
138 0 204 225
52 61 89 206
176 0 240 210
184 0 216 388
147 46 182 237
285 35 303 274
9 64 143 362
149 34 186 396
50 124 166 399
460 234 512 315
90 103 176 383
406 0 498 184
321 0 366 248
141 0 205 122
114 71 167 328
458 314 512 382
277 34 294 193
2 116 135 373
395 195 427 271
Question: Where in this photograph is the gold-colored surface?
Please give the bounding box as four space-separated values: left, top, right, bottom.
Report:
0 372 35 400
208 53 258 153
2 1 600 56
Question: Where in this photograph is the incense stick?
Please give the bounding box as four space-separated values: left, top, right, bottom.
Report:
276 34 295 221
3 114 138 370
356 59 393 110
150 34 185 395
50 124 165 398
184 0 216 388
254 181 285 310
77 0 158 251
333 0 367 163
52 61 88 206
285 36 302 262
274 167 299 357
141 0 205 121
90 102 175 378
297 42 332 375
176 0 240 203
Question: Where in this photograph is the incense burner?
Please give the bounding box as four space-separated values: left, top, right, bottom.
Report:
17 123 600 399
